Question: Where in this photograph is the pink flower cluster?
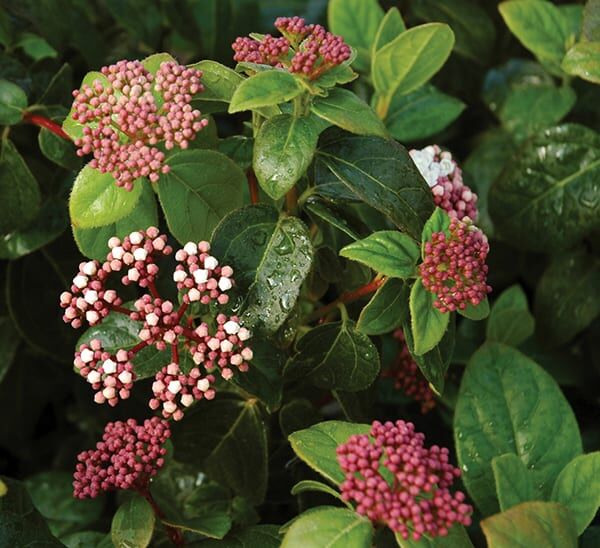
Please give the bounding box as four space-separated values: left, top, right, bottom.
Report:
389 330 435 413
74 339 135 406
70 59 208 190
337 420 472 540
410 146 478 221
73 417 170 499
60 228 251 418
232 17 351 80
420 218 491 313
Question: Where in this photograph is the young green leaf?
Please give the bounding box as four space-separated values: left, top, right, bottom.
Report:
0 317 19 385
457 298 490 321
311 89 387 138
409 279 450 355
562 41 600 84
190 60 244 105
487 285 535 346
38 127 81 171
340 231 420 278
492 453 540 511
372 7 406 55
158 149 245 243
111 495 155 548
551 452 600 535
229 70 302 113
357 278 408 335
291 480 345 503
481 501 577 548
15 32 57 61
253 114 318 200
69 164 142 229
395 523 474 547
62 71 109 140
421 207 451 250
0 79 27 125
454 343 582 516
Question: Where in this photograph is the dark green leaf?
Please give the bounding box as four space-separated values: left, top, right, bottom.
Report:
457 299 490 321
111 495 155 548
481 501 577 548
105 0 162 47
229 71 302 113
38 127 80 170
409 279 450 355
489 124 600 252
303 197 363 241
219 136 253 171
562 41 600 84
15 32 57 61
158 149 245 244
315 131 434 240
200 525 281 548
454 343 582 516
357 278 408 335
395 524 474 547
279 398 320 437
492 453 540 511
291 480 344 502
487 285 535 346
212 205 313 334
253 114 318 200
163 513 232 540
372 8 406 54
0 317 19 385
61 532 107 547
0 79 27 125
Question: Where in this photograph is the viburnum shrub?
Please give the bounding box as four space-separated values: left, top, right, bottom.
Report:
0 1 599 547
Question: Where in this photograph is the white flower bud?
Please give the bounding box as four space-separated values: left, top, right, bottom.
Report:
152 380 165 393
129 231 143 245
146 312 159 327
220 340 233 353
118 370 132 384
238 327 251 341
102 359 117 374
197 378 210 391
111 246 125 260
218 277 232 291
80 348 95 363
188 288 200 302
73 275 88 289
241 347 254 361
230 354 243 366
84 290 98 305
204 256 218 270
108 237 120 249
223 320 240 335
102 386 116 399
127 268 140 282
86 310 100 324
173 270 187 283
82 261 97 276
163 400 177 413
193 269 209 284
133 248 148 261
168 380 182 394
184 242 198 255
207 337 220 351
87 370 101 384
181 394 194 407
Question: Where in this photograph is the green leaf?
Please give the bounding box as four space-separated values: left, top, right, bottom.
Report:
384 85 465 143
15 32 57 61
211 205 313 334
562 41 600 84
141 52 176 75
73 184 158 261
0 79 27 125
190 60 243 104
489 124 600 252
492 453 540 511
457 299 490 321
395 523 474 547
279 399 320 437
105 0 161 48
487 285 535 346
229 71 302 113
288 420 370 485
291 480 344 502
328 0 384 72
162 513 232 540
253 114 318 200
200 525 281 548
409 279 450 356
357 278 408 335
284 317 380 392
373 8 406 55
372 23 454 117
583 0 600 41
421 207 451 250
61 532 107 547
281 506 373 548
481 501 577 548
498 0 574 74
315 131 434 240
157 149 245 244
0 317 19 385
69 164 142 229
340 231 419 278
111 495 155 548
551 452 600 534
62 72 109 140
412 0 496 62
172 397 268 504
219 136 253 171
0 140 41 235
38 127 80 171
454 343 582 516
311 89 386 138
303 197 363 241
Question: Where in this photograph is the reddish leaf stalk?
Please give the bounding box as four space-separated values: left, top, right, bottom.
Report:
246 169 259 204
23 112 71 140
147 280 161 299
137 487 184 546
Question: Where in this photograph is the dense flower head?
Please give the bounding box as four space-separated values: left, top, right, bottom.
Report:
419 217 491 313
73 417 170 498
232 17 351 80
74 339 136 406
337 420 472 540
70 59 207 190
131 296 182 351
410 145 478 221
388 330 435 413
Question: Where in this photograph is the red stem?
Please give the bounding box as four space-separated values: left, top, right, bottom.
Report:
109 304 133 316
147 280 161 299
246 169 259 205
23 113 71 140
171 343 179 365
138 487 184 546
181 326 202 343
129 340 149 355
174 302 188 323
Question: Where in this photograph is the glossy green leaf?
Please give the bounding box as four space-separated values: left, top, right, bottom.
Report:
111 495 155 548
373 8 406 54
551 452 600 534
163 513 232 540
487 285 535 346
311 89 386 138
0 140 41 235
421 207 451 250
0 317 19 385
284 315 380 391
384 85 464 143
38 127 80 171
489 124 600 252
562 41 600 84
395 524 474 547
357 278 408 335
457 298 490 321
62 72 109 140
340 231 419 278
229 70 302 113
409 279 450 356
0 79 27 125
190 60 243 102
281 506 373 548
211 205 313 334
372 23 454 117
583 0 600 40
492 453 540 511
253 114 318 200
454 343 582 516
61 532 107 547
288 420 370 485
158 149 245 244
15 32 57 61
481 501 577 548
201 525 281 548
291 480 344 502
69 164 142 229
315 131 434 240
328 0 384 72
303 197 362 241
141 52 176 75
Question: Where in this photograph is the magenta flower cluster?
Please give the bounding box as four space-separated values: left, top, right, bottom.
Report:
232 17 351 80
70 59 208 190
388 330 435 413
337 420 472 540
420 218 492 313
73 417 170 499
59 228 253 420
410 145 478 221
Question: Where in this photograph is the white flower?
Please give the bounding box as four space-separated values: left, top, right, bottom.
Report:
73 275 88 289
218 277 232 291
223 320 240 335
184 242 198 255
193 269 209 284
102 359 117 374
129 231 143 245
204 256 218 270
